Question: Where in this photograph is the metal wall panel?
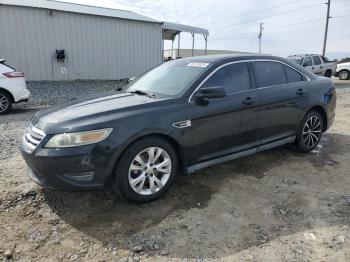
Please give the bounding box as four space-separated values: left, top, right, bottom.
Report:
0 5 162 80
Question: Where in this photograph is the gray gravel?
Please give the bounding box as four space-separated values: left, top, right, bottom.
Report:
0 80 125 160
26 80 126 107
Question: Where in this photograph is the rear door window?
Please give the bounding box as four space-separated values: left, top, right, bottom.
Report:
312 56 322 65
253 61 287 87
283 65 306 83
202 62 251 94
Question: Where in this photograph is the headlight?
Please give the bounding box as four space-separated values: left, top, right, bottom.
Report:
44 128 113 148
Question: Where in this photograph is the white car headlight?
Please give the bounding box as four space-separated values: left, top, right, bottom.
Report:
44 128 113 148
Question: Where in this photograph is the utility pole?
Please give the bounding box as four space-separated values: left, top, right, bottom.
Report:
322 0 331 56
258 23 264 54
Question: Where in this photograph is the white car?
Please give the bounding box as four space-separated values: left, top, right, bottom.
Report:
336 62 350 80
0 59 30 114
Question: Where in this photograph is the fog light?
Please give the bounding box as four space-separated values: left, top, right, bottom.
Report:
65 171 94 182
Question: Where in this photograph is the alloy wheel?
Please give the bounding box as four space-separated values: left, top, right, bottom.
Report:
0 93 9 113
302 116 322 148
128 147 172 195
339 71 349 80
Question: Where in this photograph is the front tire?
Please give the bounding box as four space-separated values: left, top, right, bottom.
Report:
338 70 350 80
0 91 12 114
113 137 178 203
295 111 323 153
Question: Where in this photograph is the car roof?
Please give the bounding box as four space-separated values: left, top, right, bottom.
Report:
178 54 286 64
175 53 316 80
288 54 321 58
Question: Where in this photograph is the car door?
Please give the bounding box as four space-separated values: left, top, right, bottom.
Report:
189 62 260 163
312 55 323 75
252 61 309 148
302 56 315 74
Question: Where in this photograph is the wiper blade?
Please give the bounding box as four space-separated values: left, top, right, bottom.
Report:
129 90 156 98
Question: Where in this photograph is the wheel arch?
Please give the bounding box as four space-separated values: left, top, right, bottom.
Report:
306 105 328 132
111 132 188 181
0 87 15 102
324 69 332 77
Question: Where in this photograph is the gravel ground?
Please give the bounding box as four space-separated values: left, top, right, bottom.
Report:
1 80 125 160
1 80 350 261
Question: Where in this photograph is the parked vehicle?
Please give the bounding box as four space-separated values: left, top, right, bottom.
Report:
21 55 336 203
287 54 336 78
335 62 350 80
0 59 30 114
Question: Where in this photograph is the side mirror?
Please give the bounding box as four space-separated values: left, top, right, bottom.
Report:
195 86 226 103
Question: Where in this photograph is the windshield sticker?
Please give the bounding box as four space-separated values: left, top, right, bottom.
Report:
187 62 209 68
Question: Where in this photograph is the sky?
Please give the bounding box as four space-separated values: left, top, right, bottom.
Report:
60 0 350 59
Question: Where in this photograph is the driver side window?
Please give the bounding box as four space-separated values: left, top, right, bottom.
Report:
202 62 251 94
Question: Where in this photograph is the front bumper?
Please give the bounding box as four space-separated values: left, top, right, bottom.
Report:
21 138 117 191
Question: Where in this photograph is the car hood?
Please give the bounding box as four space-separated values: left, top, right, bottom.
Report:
337 62 350 68
33 92 169 133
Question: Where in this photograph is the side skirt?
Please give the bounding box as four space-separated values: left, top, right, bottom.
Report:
258 136 295 152
186 136 295 174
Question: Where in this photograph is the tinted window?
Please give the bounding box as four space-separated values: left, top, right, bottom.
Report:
202 62 250 94
254 61 287 87
284 65 305 83
303 57 313 66
313 56 322 65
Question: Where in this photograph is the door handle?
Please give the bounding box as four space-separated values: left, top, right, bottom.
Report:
312 67 314 69
242 97 255 105
296 89 306 96
320 66 323 69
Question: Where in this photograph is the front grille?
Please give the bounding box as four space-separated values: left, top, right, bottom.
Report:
22 125 45 152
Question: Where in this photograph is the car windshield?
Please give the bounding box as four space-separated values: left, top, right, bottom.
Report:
127 60 209 98
289 58 303 65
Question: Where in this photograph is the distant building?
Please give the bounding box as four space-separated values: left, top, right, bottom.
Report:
164 49 255 60
0 0 208 81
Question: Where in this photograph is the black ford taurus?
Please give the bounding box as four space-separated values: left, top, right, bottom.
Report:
21 54 336 203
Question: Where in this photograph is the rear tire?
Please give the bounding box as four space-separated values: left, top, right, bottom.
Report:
338 70 350 80
113 136 178 203
0 91 12 115
295 111 323 153
324 70 332 78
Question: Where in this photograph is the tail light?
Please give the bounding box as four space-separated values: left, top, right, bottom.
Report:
3 71 25 78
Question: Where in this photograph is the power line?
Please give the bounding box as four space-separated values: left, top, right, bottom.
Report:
182 0 347 30
209 13 348 41
199 0 304 27
209 25 332 42
209 2 323 30
210 18 326 41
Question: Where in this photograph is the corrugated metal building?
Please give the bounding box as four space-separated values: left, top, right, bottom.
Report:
0 0 164 81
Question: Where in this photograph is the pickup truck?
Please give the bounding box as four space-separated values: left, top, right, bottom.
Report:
336 62 350 80
287 54 336 78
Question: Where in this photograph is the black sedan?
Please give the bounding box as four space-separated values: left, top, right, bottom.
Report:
21 54 336 203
